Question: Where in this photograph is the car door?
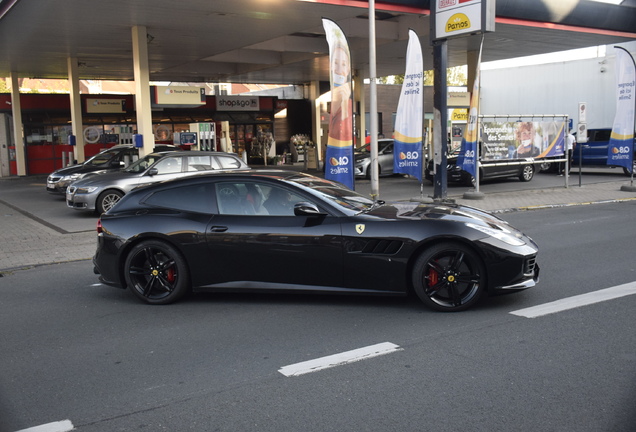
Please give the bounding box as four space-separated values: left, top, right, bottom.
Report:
132 156 187 191
378 142 394 175
204 180 344 289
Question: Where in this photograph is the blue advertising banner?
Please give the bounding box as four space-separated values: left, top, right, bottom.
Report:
393 30 424 181
323 18 354 189
457 37 482 178
480 120 566 160
607 47 635 172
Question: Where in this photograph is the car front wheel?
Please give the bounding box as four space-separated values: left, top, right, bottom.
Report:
519 165 535 182
124 240 190 305
412 242 485 312
96 189 123 214
623 159 636 176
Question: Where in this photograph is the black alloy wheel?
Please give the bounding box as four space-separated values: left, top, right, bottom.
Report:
412 242 485 312
96 189 124 214
124 240 190 305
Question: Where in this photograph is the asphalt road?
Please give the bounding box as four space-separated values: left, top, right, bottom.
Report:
1 201 635 432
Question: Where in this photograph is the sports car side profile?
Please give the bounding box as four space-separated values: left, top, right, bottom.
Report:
93 170 539 312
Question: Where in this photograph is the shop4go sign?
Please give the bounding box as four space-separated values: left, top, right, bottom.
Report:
433 0 495 41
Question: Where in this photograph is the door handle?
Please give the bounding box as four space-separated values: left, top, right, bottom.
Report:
210 226 228 232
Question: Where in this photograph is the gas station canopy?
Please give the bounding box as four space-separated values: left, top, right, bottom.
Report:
0 0 635 84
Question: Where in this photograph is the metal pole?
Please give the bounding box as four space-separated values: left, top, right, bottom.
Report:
433 40 448 200
369 0 379 199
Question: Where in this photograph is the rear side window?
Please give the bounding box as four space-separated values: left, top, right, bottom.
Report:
216 155 243 169
186 155 221 172
144 184 214 213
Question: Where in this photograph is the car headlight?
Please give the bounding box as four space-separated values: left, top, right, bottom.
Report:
466 222 525 246
62 173 83 181
75 186 99 194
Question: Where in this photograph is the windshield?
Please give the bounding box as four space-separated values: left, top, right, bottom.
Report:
84 148 121 166
124 153 164 173
356 140 392 154
287 176 375 213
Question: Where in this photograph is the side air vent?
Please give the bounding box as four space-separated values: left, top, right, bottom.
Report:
360 239 403 255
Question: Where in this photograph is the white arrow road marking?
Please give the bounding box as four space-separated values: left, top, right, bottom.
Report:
279 342 403 377
510 281 636 318
15 419 74 432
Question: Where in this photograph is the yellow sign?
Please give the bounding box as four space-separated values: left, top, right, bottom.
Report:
451 109 468 121
446 13 471 33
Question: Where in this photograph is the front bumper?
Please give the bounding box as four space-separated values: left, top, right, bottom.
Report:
66 187 98 211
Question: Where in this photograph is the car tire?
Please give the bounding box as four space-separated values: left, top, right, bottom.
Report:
623 159 636 176
96 189 124 214
365 165 380 180
519 165 535 182
124 240 190 305
412 242 485 312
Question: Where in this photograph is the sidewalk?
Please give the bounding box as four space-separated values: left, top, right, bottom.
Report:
1 171 635 272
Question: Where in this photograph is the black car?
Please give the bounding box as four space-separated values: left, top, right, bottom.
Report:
425 156 536 186
93 170 539 312
46 144 181 194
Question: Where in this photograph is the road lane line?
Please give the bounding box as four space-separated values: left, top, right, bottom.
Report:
15 419 74 432
279 342 403 377
510 281 636 318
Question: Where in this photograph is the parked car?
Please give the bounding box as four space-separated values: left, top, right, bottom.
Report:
93 170 539 312
571 128 636 175
425 155 536 186
66 151 248 214
354 138 396 179
46 144 181 194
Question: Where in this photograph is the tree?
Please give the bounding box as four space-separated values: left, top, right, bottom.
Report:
381 65 467 86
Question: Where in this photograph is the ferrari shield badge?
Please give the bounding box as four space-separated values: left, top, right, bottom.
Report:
355 224 365 235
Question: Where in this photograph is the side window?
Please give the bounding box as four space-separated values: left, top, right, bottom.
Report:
261 185 305 216
153 157 183 174
216 156 243 169
186 155 221 172
144 184 214 213
215 181 304 216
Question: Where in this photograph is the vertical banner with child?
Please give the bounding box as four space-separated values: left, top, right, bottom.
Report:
323 18 354 189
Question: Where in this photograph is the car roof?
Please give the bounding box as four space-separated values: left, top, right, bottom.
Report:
146 151 241 157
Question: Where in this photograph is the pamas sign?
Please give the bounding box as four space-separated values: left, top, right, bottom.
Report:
432 0 495 41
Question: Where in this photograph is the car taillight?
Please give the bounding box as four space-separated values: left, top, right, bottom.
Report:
96 218 103 234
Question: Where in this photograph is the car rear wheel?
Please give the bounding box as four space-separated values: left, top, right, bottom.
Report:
412 242 485 312
96 189 123 214
519 165 535 182
124 240 190 305
623 159 636 176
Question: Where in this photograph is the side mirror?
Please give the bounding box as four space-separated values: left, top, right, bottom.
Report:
110 160 124 167
294 202 326 217
147 168 159 176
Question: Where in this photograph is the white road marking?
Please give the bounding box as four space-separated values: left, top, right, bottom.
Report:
510 281 636 318
279 342 403 377
15 419 74 432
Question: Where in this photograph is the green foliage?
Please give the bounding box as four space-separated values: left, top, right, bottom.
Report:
381 65 467 87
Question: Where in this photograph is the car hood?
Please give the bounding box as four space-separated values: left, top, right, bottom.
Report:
50 163 100 176
71 170 137 187
367 200 509 226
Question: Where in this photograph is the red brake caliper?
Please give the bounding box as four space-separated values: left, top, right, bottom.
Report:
165 267 176 283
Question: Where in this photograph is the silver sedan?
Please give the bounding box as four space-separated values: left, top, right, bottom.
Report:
66 151 248 214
